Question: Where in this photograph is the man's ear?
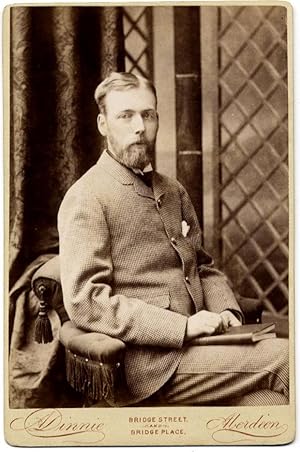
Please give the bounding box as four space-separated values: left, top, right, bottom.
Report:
97 113 107 136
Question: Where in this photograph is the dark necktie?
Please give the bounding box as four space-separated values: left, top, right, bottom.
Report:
140 171 153 188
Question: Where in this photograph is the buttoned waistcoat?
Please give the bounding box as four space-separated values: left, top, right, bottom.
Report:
58 151 241 406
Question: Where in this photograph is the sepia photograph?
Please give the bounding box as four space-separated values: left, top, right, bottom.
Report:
4 1 295 446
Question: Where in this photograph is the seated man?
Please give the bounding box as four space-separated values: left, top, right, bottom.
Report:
58 72 288 407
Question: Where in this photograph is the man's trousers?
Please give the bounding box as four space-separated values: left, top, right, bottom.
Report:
156 338 289 406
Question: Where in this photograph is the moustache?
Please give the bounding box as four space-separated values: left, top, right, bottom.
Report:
130 140 147 145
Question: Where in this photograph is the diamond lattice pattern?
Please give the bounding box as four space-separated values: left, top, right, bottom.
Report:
218 6 288 315
123 7 153 78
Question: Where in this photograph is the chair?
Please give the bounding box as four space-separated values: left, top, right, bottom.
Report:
31 255 263 407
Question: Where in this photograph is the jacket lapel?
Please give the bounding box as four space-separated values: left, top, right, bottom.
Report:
134 171 167 201
133 178 155 200
153 172 165 203
133 170 167 201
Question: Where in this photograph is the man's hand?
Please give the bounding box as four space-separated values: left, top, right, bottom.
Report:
220 310 242 329
184 310 225 343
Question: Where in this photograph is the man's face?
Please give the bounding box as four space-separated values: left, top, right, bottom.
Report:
97 86 158 170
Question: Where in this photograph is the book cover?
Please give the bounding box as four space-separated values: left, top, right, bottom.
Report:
191 323 276 345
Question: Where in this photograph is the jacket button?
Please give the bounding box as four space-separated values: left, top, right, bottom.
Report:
157 199 162 208
171 237 177 245
185 276 190 283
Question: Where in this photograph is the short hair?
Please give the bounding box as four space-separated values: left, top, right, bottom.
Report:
94 72 157 113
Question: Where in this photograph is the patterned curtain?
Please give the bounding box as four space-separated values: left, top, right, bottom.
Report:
9 5 124 408
10 6 124 287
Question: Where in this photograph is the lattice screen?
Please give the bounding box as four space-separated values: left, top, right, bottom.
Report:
123 7 153 79
218 6 288 315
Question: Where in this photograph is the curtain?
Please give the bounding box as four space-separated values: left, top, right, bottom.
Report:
9 5 124 408
10 6 124 287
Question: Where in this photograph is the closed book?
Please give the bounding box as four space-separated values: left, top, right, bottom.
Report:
191 323 276 345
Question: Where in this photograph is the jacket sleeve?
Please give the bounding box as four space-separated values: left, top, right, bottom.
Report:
179 183 243 316
58 186 187 349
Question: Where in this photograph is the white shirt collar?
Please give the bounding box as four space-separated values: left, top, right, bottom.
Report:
132 163 153 175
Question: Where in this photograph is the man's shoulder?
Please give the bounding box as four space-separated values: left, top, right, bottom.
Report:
63 160 112 198
62 165 95 198
58 169 108 222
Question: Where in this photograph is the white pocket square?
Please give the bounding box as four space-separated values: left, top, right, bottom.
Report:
181 220 190 237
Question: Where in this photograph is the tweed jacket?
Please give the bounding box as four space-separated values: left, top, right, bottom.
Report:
58 150 242 406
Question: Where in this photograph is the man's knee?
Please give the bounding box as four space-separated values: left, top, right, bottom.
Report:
256 338 289 364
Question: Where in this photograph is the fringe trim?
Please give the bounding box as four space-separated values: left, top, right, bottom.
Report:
35 312 53 343
65 349 126 403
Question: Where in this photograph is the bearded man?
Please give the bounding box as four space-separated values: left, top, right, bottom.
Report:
58 72 288 407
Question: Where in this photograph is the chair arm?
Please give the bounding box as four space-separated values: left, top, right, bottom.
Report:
237 296 263 324
32 276 69 325
60 321 127 403
31 255 69 343
32 254 61 285
31 255 128 402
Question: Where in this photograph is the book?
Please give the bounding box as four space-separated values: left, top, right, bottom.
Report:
190 323 276 346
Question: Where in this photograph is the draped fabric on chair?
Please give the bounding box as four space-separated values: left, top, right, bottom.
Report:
9 6 124 408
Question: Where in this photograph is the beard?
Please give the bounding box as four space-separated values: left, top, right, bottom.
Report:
107 136 156 170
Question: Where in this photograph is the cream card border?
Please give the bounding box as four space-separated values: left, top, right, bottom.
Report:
2 0 296 447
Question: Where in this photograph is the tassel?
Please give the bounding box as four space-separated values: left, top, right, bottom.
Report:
65 350 125 403
34 285 53 343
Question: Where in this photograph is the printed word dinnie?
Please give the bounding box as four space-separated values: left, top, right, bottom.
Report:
10 409 106 441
